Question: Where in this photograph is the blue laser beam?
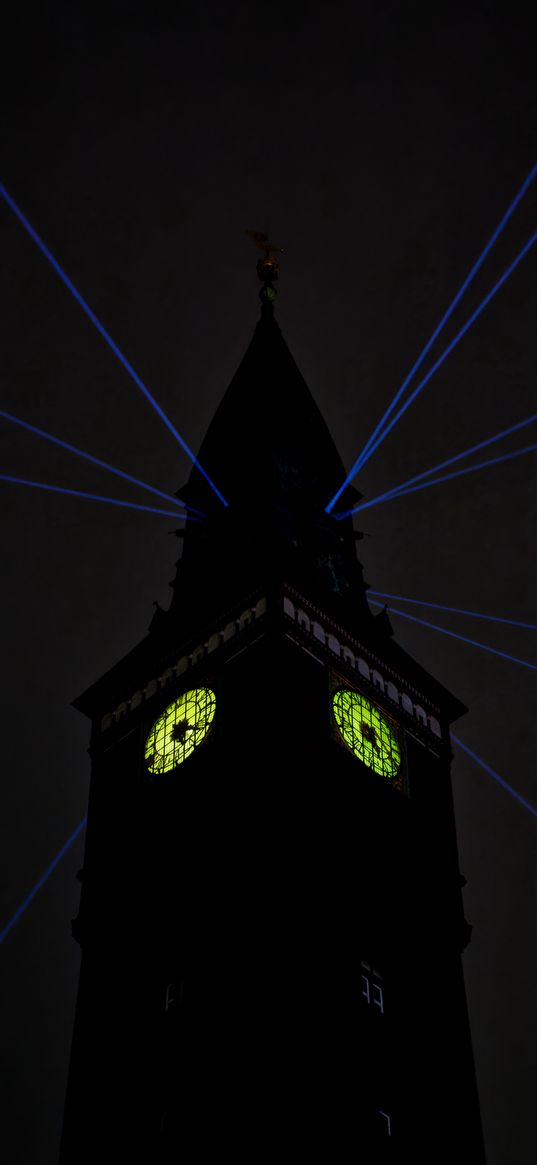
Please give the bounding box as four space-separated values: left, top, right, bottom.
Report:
346 231 537 481
325 162 537 512
368 599 537 672
1 184 228 508
452 735 537 820
0 408 204 517
337 230 537 506
0 473 193 519
339 441 537 517
368 592 537 631
350 165 537 474
0 816 87 946
349 412 536 510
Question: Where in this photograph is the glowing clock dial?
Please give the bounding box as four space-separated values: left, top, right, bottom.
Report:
145 688 216 774
332 688 401 779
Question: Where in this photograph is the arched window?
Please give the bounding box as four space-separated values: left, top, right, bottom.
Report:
386 681 399 704
312 621 326 644
283 596 295 620
238 609 253 632
297 609 311 633
341 646 355 669
429 716 442 738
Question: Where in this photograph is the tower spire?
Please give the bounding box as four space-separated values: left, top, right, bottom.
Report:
170 253 368 633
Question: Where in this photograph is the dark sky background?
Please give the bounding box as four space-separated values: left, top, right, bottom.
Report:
1 3 536 1161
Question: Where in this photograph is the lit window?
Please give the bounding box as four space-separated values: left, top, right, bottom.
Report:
360 963 385 1015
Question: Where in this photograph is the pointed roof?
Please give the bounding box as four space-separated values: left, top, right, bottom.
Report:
171 292 369 629
182 301 358 518
74 276 466 727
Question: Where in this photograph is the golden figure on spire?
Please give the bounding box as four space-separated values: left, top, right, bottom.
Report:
246 230 284 287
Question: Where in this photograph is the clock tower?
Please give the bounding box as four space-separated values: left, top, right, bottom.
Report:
60 262 486 1160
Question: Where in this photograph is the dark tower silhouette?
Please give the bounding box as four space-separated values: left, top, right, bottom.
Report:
60 256 486 1161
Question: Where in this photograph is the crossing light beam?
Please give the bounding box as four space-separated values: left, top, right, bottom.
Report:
338 430 537 517
1 183 228 508
0 817 87 946
0 408 204 517
326 161 537 512
368 599 537 673
342 412 537 514
344 232 536 482
0 473 195 520
367 591 537 631
452 736 537 820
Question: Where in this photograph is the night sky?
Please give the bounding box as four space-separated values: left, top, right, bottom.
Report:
1 4 536 1161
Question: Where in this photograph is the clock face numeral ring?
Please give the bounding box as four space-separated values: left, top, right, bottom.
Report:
332 688 401 779
145 688 216 775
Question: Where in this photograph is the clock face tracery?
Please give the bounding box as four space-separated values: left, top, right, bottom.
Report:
332 687 401 780
145 688 216 774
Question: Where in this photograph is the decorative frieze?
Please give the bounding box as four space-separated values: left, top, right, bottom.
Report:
99 588 442 744
283 592 442 741
99 596 267 732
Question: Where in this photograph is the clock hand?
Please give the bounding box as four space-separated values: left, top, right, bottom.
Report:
170 720 195 744
360 721 381 753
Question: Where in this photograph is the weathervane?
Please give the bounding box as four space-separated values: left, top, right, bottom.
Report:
246 230 284 306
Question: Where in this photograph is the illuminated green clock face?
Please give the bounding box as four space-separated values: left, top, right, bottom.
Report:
332 688 401 779
145 688 216 775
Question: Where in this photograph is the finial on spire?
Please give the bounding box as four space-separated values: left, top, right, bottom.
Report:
246 230 284 310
